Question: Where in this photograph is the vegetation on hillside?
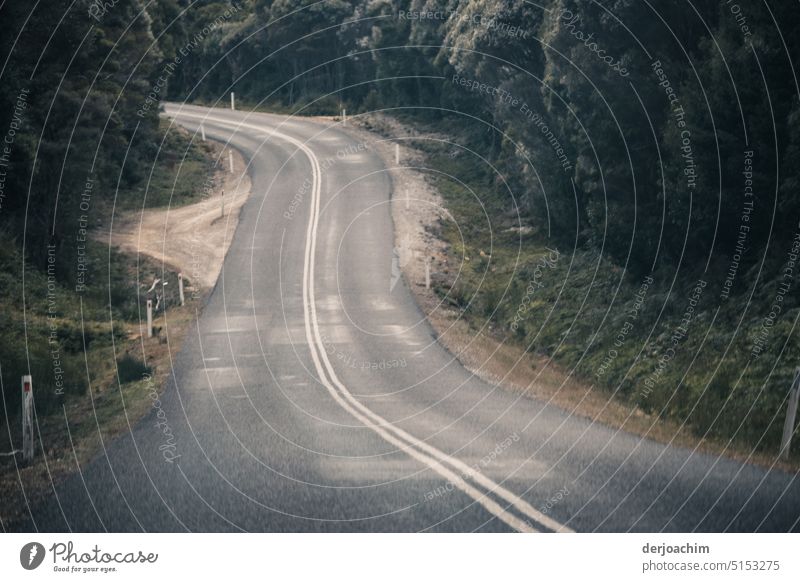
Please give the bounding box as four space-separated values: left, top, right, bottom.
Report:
2 0 799 454
155 0 800 453
0 0 215 433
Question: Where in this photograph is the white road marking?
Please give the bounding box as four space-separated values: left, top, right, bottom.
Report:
169 109 572 533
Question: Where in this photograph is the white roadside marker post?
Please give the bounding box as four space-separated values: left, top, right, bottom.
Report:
780 367 800 460
21 375 33 465
342 108 346 125
395 143 400 165
425 258 431 290
228 149 234 173
178 273 185 306
146 299 154 338
200 124 206 142
230 92 235 110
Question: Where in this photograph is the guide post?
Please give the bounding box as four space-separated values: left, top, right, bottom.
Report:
21 375 33 464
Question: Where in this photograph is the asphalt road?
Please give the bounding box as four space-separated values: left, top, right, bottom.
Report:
17 104 800 532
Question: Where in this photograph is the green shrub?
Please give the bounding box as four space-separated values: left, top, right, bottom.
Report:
116 354 152 385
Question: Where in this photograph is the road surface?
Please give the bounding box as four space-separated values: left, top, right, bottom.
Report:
16 104 800 532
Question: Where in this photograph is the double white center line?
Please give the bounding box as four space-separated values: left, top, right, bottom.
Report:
168 108 572 533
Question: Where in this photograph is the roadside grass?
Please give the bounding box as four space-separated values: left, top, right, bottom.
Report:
0 122 217 529
120 120 218 210
0 247 199 528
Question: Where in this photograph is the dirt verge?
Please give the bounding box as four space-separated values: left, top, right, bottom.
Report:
106 144 251 289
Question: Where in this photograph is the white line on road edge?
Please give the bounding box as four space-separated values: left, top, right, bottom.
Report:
168 109 572 533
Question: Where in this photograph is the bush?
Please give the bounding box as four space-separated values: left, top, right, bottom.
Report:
116 354 152 385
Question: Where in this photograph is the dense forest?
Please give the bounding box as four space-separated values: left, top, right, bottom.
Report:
149 0 800 278
0 0 203 417
1 0 799 451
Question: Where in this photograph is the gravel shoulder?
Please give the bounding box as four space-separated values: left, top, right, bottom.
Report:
104 144 252 289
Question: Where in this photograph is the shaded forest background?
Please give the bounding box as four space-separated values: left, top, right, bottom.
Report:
1 0 799 452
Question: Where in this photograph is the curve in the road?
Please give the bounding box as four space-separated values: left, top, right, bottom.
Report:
172 110 571 533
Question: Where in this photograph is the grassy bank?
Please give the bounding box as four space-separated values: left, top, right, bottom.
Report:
0 123 215 529
121 120 218 210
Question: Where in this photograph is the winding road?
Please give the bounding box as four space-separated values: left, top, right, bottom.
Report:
18 104 800 532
